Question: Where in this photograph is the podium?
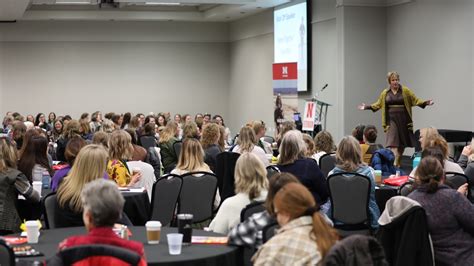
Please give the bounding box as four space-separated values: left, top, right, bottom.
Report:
304 98 331 132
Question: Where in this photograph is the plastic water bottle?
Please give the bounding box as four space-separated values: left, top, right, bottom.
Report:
412 156 421 169
42 171 51 189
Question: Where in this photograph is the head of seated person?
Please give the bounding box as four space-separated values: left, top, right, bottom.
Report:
81 179 124 231
302 133 316 158
236 126 258 153
351 124 365 144
278 130 306 165
172 137 210 174
314 130 335 154
363 125 379 144
92 131 109 149
419 127 439 150
182 121 200 140
335 136 364 172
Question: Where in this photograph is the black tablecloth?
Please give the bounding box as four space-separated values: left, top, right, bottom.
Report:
13 227 238 266
122 191 150 226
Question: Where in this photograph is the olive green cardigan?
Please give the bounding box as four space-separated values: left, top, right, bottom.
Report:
368 86 428 132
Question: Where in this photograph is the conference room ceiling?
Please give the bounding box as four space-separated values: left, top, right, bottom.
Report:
0 0 291 22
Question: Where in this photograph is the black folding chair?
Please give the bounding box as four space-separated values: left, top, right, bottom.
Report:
445 171 471 200
215 152 240 202
319 153 336 178
150 174 182 226
262 221 279 243
178 171 218 223
42 192 58 229
0 238 14 266
327 172 372 237
48 244 141 266
240 201 265 222
398 182 414 197
266 165 280 179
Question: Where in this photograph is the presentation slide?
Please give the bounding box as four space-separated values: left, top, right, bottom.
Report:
274 1 308 92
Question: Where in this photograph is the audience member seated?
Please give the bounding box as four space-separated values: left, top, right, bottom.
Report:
11 121 27 150
351 124 365 144
56 120 82 162
56 179 146 265
408 156 474 266
107 130 141 187
158 122 180 173
92 131 109 149
251 183 338 265
35 112 51 132
18 134 54 183
313 130 335 164
213 115 232 146
201 123 223 172
251 120 272 154
89 111 102 133
209 153 268 234
410 134 463 177
125 129 147 162
328 136 380 230
56 145 109 227
275 121 295 148
302 133 316 159
277 130 328 205
457 142 474 183
49 119 63 144
171 138 220 209
231 126 269 167
217 124 227 151
228 173 298 249
51 136 87 192
360 125 384 164
139 123 158 150
182 121 200 140
0 136 40 235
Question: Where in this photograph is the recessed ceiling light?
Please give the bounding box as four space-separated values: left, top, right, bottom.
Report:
145 2 181 5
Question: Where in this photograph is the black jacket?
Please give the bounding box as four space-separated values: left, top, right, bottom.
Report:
324 235 388 266
376 197 434 266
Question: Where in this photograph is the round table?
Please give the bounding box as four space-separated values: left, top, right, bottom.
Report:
13 226 239 266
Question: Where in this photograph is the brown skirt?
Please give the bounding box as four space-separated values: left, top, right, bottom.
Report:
385 108 416 148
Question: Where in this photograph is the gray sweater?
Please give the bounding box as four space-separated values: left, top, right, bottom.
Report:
408 185 474 266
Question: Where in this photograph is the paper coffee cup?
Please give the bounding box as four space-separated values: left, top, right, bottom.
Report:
145 221 162 244
25 220 40 244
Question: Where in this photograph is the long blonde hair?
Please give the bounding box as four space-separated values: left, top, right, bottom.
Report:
176 138 210 172
419 127 439 150
0 138 17 172
108 130 133 160
335 136 363 171
234 153 268 200
159 121 178 144
57 144 108 212
237 126 257 153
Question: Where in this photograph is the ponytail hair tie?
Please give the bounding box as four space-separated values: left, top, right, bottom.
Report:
303 206 319 216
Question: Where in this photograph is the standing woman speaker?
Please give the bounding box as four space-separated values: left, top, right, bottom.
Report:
358 72 434 167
